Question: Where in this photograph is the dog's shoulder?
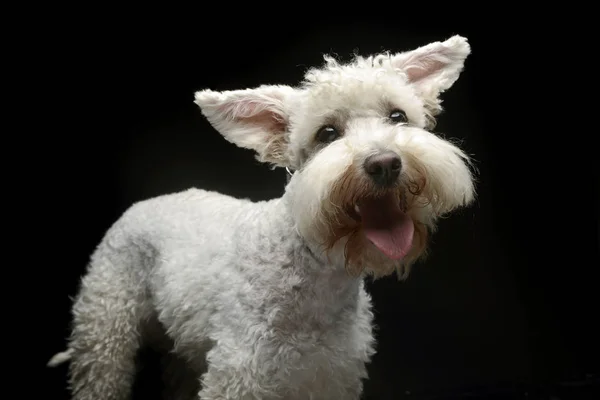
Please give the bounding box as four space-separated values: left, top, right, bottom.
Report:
111 187 258 244
125 187 249 218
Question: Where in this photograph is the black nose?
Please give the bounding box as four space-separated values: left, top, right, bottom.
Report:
364 151 402 187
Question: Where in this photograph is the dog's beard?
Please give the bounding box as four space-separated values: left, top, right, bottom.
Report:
286 127 474 279
314 164 431 279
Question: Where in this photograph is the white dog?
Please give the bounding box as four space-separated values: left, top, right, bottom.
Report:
48 35 476 400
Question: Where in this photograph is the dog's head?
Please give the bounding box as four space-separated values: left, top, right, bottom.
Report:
195 35 476 279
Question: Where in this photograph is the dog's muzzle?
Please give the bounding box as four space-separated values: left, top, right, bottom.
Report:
363 151 402 188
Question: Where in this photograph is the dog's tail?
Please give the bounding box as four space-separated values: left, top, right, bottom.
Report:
47 348 74 367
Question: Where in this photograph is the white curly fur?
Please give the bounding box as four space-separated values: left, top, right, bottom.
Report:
49 35 475 400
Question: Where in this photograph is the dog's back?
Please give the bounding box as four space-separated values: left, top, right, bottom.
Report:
47 187 263 398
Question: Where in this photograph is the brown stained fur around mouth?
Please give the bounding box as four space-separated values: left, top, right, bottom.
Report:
320 163 431 277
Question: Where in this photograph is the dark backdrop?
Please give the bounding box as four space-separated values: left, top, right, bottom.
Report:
40 13 599 400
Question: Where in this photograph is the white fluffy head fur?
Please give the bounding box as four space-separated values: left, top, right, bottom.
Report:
195 35 476 279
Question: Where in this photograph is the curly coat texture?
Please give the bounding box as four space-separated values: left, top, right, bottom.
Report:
48 35 475 400
64 191 375 399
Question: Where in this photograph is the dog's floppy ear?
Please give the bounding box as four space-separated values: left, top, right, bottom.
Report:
194 85 298 167
391 35 470 114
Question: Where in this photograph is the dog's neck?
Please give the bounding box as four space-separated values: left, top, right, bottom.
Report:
259 195 344 268
240 195 363 328
246 193 362 277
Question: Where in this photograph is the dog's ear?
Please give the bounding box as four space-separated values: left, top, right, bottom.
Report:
391 35 470 113
194 85 297 167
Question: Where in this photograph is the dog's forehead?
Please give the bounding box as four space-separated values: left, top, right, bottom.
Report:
285 54 431 152
288 62 426 132
297 56 415 110
304 54 404 83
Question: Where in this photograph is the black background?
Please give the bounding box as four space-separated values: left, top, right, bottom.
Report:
38 11 598 400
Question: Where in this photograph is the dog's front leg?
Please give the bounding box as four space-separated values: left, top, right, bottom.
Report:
196 342 365 400
197 346 284 400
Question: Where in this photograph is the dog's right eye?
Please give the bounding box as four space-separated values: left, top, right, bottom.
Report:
316 125 340 143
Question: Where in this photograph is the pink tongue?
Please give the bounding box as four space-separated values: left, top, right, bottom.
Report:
359 194 414 260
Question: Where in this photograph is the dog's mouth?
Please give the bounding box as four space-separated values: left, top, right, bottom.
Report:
347 192 414 260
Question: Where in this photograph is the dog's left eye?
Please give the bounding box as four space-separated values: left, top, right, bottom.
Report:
389 109 408 124
316 125 341 143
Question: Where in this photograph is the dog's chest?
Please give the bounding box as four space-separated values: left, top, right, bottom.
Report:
263 267 361 332
256 266 374 348
250 269 376 397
